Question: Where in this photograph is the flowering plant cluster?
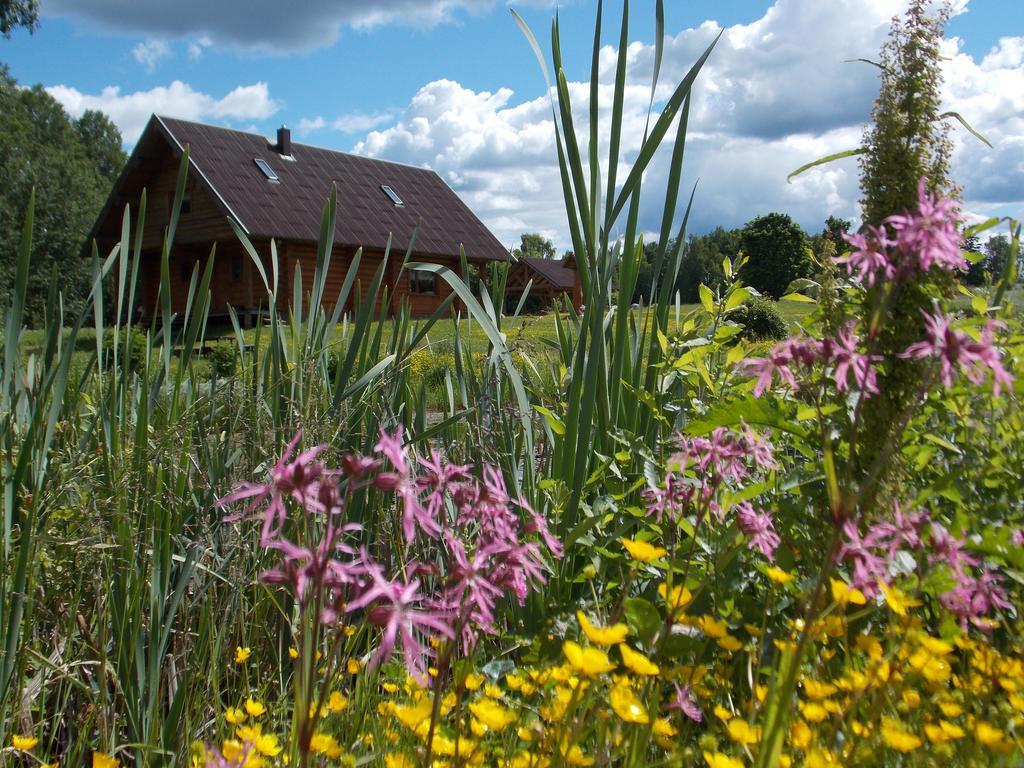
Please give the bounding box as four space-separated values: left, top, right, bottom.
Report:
211 428 562 766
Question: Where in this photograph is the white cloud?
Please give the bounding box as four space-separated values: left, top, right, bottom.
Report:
298 111 398 136
47 80 279 144
187 36 212 60
350 0 1023 247
131 39 170 71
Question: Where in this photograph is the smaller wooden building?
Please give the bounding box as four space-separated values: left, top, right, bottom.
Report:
504 256 583 313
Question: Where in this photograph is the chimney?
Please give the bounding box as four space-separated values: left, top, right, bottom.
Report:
276 125 291 156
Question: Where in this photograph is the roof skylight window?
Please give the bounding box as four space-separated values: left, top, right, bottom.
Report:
381 184 404 207
254 157 280 182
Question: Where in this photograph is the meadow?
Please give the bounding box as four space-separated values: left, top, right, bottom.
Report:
2 3 1023 768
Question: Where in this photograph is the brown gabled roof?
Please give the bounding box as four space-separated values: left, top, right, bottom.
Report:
521 257 576 290
140 115 509 260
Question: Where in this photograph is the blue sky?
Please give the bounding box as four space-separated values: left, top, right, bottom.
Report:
3 0 1022 248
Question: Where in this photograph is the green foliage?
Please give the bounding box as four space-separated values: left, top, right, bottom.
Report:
737 212 811 299
207 339 238 376
856 1 957 479
512 232 557 261
859 0 954 225
733 296 788 341
0 66 126 325
0 0 37 37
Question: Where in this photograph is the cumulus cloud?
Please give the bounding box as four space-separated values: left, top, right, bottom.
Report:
45 0 502 52
47 80 279 143
298 111 398 136
351 0 1023 247
131 39 170 71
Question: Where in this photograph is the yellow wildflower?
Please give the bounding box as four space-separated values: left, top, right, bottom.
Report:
93 754 120 768
658 582 693 612
698 615 729 639
12 737 38 753
225 707 247 725
621 538 666 564
878 580 920 616
327 691 349 713
726 718 760 744
880 718 922 752
938 700 964 718
703 751 743 768
384 754 416 768
244 698 266 717
789 719 811 749
974 721 1012 752
464 673 485 691
800 701 828 723
563 641 615 677
802 679 837 700
288 647 299 660
309 733 342 759
12 735 39 751
717 635 743 652
347 659 362 675
619 644 659 675
576 611 629 646
806 748 838 767
393 699 433 734
925 720 965 743
469 699 516 732
235 646 252 664
609 684 649 724
830 578 866 608
764 566 793 584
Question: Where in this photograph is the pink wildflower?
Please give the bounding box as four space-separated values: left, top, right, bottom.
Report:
374 427 441 543
735 502 781 561
823 323 880 394
217 431 331 546
901 312 1013 395
886 180 966 273
866 502 929 558
345 554 454 684
838 226 897 286
1012 529 1024 547
668 683 703 723
836 520 890 597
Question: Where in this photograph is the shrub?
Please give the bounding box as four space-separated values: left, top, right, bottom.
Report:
738 212 812 299
207 340 237 377
734 296 788 341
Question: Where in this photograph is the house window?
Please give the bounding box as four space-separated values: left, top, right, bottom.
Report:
409 269 437 295
167 189 192 216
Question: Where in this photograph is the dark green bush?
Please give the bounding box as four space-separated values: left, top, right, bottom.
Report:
208 340 237 377
734 297 788 341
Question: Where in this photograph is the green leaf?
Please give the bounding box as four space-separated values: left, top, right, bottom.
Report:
724 286 751 311
781 293 815 303
786 148 865 183
534 406 566 436
940 111 992 148
624 597 662 646
698 283 715 313
687 396 807 440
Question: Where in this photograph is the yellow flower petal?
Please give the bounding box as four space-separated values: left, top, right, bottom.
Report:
609 684 649 724
576 611 629 646
621 538 667 564
562 641 615 677
619 644 660 675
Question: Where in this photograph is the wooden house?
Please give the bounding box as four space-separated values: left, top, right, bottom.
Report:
504 256 583 313
87 115 511 321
